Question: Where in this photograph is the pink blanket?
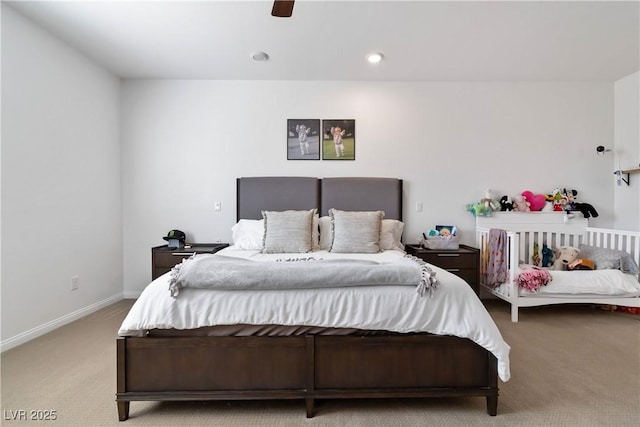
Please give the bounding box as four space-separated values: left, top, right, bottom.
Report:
486 228 508 287
515 266 552 292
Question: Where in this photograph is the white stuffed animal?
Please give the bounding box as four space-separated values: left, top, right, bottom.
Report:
552 246 580 270
481 189 501 212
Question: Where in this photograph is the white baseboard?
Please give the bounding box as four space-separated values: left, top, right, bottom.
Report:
0 292 124 352
123 290 141 299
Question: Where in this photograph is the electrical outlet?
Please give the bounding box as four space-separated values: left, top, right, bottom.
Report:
215 237 222 243
71 276 79 291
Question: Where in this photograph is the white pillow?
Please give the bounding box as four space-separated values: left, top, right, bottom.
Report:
231 219 264 250
262 209 315 253
329 209 384 253
312 213 320 250
380 219 405 251
318 216 333 250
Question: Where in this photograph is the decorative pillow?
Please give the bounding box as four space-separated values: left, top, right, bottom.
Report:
312 213 320 251
380 219 405 251
329 209 384 253
319 215 402 251
318 216 332 250
262 209 315 253
231 219 264 250
577 244 639 274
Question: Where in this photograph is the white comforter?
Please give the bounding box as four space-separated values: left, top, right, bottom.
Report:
119 247 511 381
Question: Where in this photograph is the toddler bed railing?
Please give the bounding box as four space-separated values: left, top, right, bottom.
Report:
476 213 640 322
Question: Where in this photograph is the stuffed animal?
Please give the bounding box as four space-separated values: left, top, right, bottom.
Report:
531 243 541 266
512 195 530 212
540 188 559 212
521 190 547 211
563 189 578 210
467 190 500 217
541 244 555 268
550 188 565 211
562 189 599 218
480 189 501 212
552 246 580 270
500 195 513 211
466 202 490 217
568 258 595 270
574 202 599 219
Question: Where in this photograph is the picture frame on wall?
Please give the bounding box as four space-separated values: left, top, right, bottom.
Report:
287 119 320 160
322 119 355 160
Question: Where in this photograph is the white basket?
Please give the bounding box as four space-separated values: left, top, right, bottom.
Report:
421 236 460 250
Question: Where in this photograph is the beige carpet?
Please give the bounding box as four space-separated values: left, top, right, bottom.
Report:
1 299 639 426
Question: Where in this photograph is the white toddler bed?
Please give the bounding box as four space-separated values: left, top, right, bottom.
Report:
476 213 640 322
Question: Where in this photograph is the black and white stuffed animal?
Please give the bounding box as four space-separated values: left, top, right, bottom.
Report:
500 195 513 211
574 202 599 218
563 189 599 218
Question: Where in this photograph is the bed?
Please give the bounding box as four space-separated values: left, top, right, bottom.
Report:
476 212 640 322
116 177 510 420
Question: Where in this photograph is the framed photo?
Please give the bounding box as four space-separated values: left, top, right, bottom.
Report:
322 119 355 160
287 119 320 160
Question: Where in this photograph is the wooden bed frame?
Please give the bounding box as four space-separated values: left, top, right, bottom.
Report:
116 177 500 420
476 212 640 322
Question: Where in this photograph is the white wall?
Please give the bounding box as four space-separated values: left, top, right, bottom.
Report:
2 3 630 339
614 71 640 231
122 80 615 295
1 5 122 348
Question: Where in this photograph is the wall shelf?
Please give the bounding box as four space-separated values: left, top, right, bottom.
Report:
616 168 640 186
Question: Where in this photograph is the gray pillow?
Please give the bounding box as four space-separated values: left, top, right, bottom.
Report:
262 209 315 253
578 244 639 274
329 209 384 253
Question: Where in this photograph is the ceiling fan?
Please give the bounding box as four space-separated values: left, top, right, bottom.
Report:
271 0 295 18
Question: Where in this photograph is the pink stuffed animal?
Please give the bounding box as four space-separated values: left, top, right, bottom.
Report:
521 190 546 211
512 195 530 212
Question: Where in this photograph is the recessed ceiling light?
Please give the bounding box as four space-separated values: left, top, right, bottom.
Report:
367 52 384 64
251 51 269 61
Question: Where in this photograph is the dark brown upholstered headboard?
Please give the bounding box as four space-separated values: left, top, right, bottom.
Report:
320 178 403 220
236 177 403 221
236 177 320 220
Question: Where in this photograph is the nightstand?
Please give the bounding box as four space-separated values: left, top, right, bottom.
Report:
405 244 480 295
152 243 229 280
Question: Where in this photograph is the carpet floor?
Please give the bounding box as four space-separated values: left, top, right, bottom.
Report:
1 299 639 426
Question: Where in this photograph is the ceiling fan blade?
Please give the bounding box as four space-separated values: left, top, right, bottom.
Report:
272 0 295 18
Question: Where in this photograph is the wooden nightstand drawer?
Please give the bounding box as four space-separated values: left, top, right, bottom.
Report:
405 244 480 296
151 244 229 280
417 252 476 269
154 252 194 268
